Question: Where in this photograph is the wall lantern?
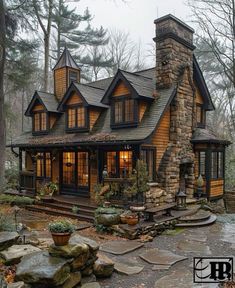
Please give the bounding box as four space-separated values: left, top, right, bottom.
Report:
176 190 187 210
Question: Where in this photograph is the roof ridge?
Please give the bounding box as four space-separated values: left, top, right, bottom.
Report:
75 82 105 91
134 67 155 73
119 69 153 80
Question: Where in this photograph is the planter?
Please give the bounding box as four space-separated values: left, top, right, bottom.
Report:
126 216 138 226
120 214 127 224
51 232 71 246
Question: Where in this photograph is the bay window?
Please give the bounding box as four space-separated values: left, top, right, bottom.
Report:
198 151 206 176
211 151 224 179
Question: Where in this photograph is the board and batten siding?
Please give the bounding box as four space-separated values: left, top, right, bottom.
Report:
32 104 44 112
112 81 130 97
54 67 67 101
151 108 170 170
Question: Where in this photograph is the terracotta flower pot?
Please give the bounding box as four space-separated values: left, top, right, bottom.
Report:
126 216 138 226
120 215 127 224
51 232 71 246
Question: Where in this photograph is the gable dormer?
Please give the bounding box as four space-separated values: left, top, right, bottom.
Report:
102 70 154 128
25 91 59 135
58 82 108 133
53 47 81 102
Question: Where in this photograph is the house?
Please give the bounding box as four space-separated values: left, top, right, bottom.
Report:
9 14 230 208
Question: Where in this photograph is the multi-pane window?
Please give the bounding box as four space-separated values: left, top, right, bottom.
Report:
198 151 206 176
34 112 47 132
141 148 155 181
77 152 89 186
67 106 86 130
36 152 51 178
63 152 76 185
105 151 133 178
113 98 135 125
69 71 78 85
211 151 224 179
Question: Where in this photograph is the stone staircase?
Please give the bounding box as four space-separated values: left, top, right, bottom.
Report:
26 197 97 222
175 210 217 227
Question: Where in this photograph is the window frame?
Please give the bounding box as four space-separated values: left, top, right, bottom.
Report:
198 151 206 177
36 152 52 179
211 150 224 180
66 104 89 132
111 96 138 128
196 104 206 128
32 111 49 135
68 70 78 85
141 146 156 182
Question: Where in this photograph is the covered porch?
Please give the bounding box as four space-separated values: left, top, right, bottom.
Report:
17 142 156 202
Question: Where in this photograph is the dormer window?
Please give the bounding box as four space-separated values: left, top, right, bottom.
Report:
33 112 48 134
66 105 88 132
112 97 138 128
196 104 206 128
69 71 78 85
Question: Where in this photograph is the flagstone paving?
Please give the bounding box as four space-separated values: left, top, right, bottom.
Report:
114 260 144 275
177 239 211 255
140 248 187 265
100 240 144 255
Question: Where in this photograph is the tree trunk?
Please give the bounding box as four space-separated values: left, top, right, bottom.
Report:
57 0 62 60
0 0 6 192
44 34 50 91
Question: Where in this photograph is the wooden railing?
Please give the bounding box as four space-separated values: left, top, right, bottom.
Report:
103 177 144 205
19 171 36 194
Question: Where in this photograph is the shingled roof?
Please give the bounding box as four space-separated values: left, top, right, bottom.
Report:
191 128 231 145
10 86 176 147
25 91 59 116
53 47 80 70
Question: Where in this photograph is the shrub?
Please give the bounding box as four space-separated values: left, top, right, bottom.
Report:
48 220 75 234
0 211 15 231
71 206 79 214
5 166 19 190
0 194 34 206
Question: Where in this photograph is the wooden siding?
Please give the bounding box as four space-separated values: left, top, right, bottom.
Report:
139 101 148 122
90 109 100 129
112 81 130 97
54 67 67 101
32 104 44 112
210 179 224 197
66 91 83 105
151 108 170 169
49 114 57 129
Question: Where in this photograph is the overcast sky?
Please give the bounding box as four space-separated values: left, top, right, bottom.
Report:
78 0 192 49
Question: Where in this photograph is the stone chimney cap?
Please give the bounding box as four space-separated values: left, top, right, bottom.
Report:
154 14 194 33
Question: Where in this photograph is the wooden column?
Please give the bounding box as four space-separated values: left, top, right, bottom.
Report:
18 148 22 193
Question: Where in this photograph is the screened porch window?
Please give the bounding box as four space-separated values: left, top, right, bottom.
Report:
33 112 47 132
211 151 224 179
36 152 51 178
198 151 206 176
141 148 155 181
106 151 133 178
67 105 87 131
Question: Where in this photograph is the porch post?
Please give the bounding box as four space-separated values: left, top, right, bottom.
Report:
18 148 22 193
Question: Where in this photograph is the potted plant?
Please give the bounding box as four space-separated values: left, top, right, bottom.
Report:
38 181 58 202
120 210 132 224
125 213 138 226
48 220 75 246
72 205 79 214
194 174 204 199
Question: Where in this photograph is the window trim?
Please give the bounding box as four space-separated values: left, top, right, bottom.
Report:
32 111 49 135
68 70 78 86
111 96 138 128
198 150 206 177
66 104 89 132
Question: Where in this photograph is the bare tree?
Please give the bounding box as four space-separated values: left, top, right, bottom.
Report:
0 0 6 191
33 0 53 92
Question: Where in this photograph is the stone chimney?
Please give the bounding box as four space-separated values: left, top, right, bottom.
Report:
154 14 195 88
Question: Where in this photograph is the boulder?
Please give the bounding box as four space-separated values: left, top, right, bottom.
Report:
93 253 114 278
1 245 41 265
60 272 81 288
80 274 96 285
69 235 99 253
0 232 19 251
15 251 70 287
95 213 120 226
49 243 89 259
71 250 90 271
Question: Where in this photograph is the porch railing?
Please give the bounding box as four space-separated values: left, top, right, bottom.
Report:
103 177 145 205
19 171 36 194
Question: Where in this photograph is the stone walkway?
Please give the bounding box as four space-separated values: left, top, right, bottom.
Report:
97 214 235 288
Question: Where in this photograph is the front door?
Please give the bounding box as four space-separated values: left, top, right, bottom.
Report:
61 151 89 197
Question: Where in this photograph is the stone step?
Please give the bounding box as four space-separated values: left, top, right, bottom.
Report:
52 198 97 210
178 211 211 223
36 202 95 217
26 205 94 222
175 214 217 228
